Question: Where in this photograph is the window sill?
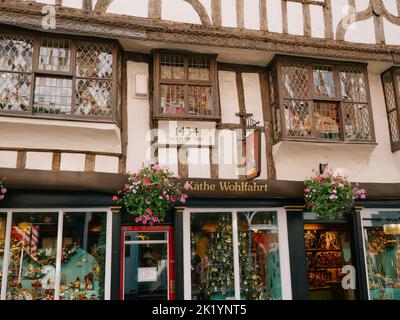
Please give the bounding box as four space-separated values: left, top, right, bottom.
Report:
273 138 377 146
153 115 221 122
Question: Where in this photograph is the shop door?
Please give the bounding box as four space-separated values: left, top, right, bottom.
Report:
120 226 174 300
304 223 356 300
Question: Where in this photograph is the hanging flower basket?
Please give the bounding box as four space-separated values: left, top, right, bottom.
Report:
113 164 191 225
0 177 7 201
304 169 366 220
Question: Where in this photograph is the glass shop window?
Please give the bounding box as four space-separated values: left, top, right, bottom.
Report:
190 211 282 300
0 211 108 300
362 211 400 300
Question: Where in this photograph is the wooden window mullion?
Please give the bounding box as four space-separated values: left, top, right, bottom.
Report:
362 67 375 142
306 63 316 139
276 60 287 139
392 68 400 141
333 65 346 141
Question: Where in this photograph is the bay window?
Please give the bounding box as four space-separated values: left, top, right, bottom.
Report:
0 32 119 122
381 67 400 151
268 56 374 143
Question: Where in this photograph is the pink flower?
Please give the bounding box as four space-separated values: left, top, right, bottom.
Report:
360 194 366 199
184 181 192 191
164 178 169 183
1 188 7 194
149 222 154 226
169 196 176 202
135 215 142 223
151 164 160 170
180 197 186 204
124 184 130 190
329 194 338 200
145 215 150 220
153 217 160 223
0 195 4 200
146 208 153 215
112 195 118 201
304 187 310 193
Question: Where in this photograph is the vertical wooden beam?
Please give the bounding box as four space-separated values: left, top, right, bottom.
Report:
324 0 333 39
119 56 128 174
374 15 385 44
259 0 268 31
211 0 222 26
397 0 400 17
236 71 246 180
149 0 162 19
259 72 277 180
55 0 63 6
85 154 96 172
209 145 219 179
52 152 61 171
178 146 189 178
82 0 92 11
282 0 288 34
303 4 311 37
236 0 244 28
16 151 26 169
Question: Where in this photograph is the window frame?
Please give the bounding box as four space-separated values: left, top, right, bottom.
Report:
381 66 400 152
153 49 221 121
0 30 120 125
268 55 376 144
0 208 113 301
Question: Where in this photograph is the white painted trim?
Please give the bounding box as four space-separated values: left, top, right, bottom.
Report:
0 211 12 300
1 208 110 213
183 209 191 300
359 211 371 300
124 240 168 245
232 210 241 300
104 210 113 300
277 208 292 300
54 210 64 300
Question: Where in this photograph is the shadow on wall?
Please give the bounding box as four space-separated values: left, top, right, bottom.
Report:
272 141 377 181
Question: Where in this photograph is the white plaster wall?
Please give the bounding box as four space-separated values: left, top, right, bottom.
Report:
244 0 260 30
287 1 304 36
34 0 55 5
107 0 149 17
0 151 17 168
218 129 239 179
382 0 398 15
221 0 237 28
332 0 350 40
267 0 283 33
126 61 152 173
95 155 119 174
310 4 325 38
345 18 376 44
0 117 121 154
355 0 370 11
242 73 264 124
162 0 201 24
384 19 400 45
158 147 179 176
218 71 240 124
25 152 52 171
273 67 400 183
62 0 82 9
188 147 210 178
60 153 85 172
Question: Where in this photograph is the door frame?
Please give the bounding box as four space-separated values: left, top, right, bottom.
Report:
120 225 174 300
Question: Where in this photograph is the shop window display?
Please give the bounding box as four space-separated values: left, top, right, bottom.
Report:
59 212 107 300
0 211 108 300
362 211 400 300
0 213 6 290
190 211 282 300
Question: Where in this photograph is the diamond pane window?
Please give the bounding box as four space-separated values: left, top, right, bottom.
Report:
161 54 184 80
315 102 341 140
284 100 312 138
161 84 186 115
75 79 112 117
313 66 336 98
33 76 72 114
342 103 372 141
340 66 367 103
382 68 400 149
188 56 210 81
76 42 113 79
282 63 310 99
188 86 212 116
0 72 31 112
39 39 71 72
0 35 33 72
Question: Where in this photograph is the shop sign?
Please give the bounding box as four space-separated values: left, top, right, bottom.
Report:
158 121 216 146
186 180 268 194
245 128 262 181
138 267 158 282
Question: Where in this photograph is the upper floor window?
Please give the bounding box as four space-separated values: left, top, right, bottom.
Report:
153 51 220 119
0 32 120 122
381 67 400 152
268 56 374 143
